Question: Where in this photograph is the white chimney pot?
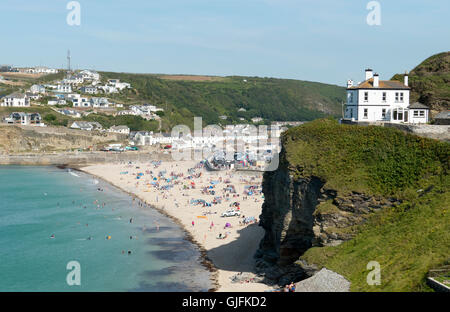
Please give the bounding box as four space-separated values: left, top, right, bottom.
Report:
373 74 379 87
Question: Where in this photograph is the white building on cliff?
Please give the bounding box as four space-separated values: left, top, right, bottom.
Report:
344 69 429 124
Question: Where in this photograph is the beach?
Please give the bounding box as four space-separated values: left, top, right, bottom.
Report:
81 159 272 292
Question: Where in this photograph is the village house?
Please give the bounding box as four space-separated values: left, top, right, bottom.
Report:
4 112 42 125
70 121 103 131
25 92 40 101
79 70 100 81
344 69 430 124
57 109 82 118
90 97 110 108
1 93 30 107
63 75 84 85
47 98 66 106
31 66 58 74
80 86 97 94
434 111 450 125
108 125 130 135
57 84 72 93
72 97 91 108
251 117 263 123
30 84 46 94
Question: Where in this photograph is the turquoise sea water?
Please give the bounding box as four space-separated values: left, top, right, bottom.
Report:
0 166 212 292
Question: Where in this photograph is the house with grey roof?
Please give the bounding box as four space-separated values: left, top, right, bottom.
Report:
408 102 430 124
1 93 30 107
434 110 450 125
70 121 103 131
108 125 130 135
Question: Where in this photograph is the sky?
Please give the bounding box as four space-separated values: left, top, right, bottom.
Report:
0 0 449 86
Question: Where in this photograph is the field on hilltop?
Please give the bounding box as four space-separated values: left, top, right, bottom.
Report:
99 72 346 129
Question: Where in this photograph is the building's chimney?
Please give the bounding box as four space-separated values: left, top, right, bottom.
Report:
347 79 354 88
365 68 373 81
373 73 379 87
404 72 409 86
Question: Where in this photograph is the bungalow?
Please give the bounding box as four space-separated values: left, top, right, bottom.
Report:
434 111 450 125
1 93 30 107
26 92 40 101
70 121 103 131
72 97 90 108
57 84 72 93
47 98 66 106
80 86 97 94
408 102 430 124
251 117 263 123
90 97 110 108
108 125 130 135
30 84 46 94
58 109 81 118
80 70 100 81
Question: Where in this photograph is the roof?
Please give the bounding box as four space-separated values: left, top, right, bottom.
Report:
5 92 26 99
110 125 129 130
435 110 450 119
348 78 410 90
408 102 429 109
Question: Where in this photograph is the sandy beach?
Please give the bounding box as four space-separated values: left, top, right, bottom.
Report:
81 159 272 292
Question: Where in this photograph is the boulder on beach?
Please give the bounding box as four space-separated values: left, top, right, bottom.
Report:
295 268 350 292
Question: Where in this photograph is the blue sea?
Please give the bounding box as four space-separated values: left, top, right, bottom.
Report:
0 166 212 292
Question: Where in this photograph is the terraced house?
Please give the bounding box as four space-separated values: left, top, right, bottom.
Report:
344 69 429 124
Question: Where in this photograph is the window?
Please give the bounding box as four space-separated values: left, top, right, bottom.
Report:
382 109 386 119
382 92 386 102
348 92 353 103
364 92 369 101
395 92 399 102
400 93 404 102
419 110 425 117
364 108 368 119
413 110 419 117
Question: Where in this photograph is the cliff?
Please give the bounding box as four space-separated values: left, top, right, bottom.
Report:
255 119 449 291
0 125 126 154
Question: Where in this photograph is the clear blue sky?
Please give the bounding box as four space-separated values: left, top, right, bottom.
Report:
0 0 449 86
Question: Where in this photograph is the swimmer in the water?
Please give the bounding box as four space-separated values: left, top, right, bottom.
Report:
50 234 55 239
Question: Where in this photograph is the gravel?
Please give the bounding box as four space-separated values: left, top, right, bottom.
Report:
295 268 350 292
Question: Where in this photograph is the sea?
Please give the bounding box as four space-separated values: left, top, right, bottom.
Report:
0 166 212 292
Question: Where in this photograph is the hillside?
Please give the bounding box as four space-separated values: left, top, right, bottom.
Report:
392 52 450 113
99 72 346 129
256 119 449 291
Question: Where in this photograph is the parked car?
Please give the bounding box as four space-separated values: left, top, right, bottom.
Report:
221 210 241 217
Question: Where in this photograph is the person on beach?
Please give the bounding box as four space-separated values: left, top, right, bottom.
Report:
192 221 195 227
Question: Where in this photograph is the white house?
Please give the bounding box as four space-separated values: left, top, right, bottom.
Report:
70 121 102 131
57 84 72 93
32 66 58 74
1 93 30 107
72 97 91 108
30 84 46 94
80 86 97 94
90 97 110 108
108 125 130 135
4 112 42 125
80 70 100 81
344 69 428 124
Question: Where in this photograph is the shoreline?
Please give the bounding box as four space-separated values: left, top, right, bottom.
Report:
73 165 220 292
78 160 272 292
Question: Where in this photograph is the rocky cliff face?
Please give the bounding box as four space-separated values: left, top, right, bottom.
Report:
254 146 398 284
0 125 125 154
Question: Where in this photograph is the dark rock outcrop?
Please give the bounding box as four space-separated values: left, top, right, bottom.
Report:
254 146 396 284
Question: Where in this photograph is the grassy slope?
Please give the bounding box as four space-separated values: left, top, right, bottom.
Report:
99 72 346 129
282 119 449 291
392 51 450 112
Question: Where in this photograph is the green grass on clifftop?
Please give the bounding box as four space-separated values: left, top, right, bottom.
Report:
283 119 449 291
